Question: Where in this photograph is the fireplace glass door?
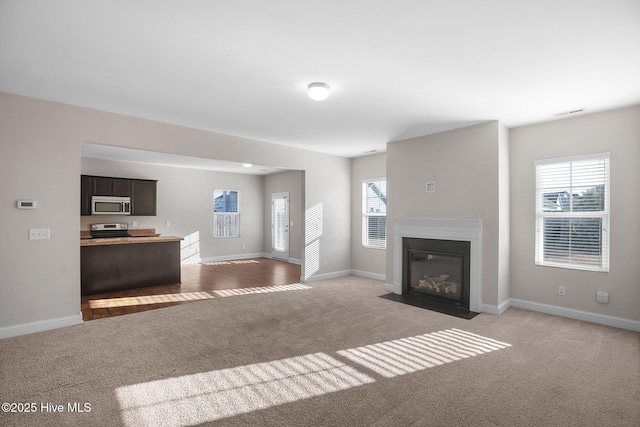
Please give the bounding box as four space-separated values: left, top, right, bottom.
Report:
408 250 464 303
402 237 471 310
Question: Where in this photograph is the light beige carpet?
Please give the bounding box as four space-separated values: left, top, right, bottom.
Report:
1 275 638 426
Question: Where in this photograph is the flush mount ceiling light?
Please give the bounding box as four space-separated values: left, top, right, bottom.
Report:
308 82 330 101
242 163 252 168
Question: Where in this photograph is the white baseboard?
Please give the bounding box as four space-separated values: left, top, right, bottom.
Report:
384 283 397 293
183 253 302 265
304 269 386 283
374 289 638 331
267 254 302 265
0 313 83 339
351 270 386 281
504 298 640 332
482 299 512 315
182 253 269 264
303 269 353 283
481 304 499 315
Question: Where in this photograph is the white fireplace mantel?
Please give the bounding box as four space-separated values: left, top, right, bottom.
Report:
391 218 483 313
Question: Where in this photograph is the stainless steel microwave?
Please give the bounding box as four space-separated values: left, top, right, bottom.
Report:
91 196 131 215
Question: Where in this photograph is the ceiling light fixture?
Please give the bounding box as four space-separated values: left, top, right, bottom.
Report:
308 82 330 101
242 163 252 168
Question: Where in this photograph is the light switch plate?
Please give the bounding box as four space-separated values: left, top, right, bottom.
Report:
29 228 50 240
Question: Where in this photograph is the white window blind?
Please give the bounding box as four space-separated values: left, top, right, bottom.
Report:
362 178 387 249
534 153 610 272
213 189 240 238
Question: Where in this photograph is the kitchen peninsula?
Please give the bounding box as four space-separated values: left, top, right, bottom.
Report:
80 228 183 296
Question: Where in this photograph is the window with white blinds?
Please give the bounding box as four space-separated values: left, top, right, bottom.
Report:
362 178 387 249
213 189 240 238
534 153 610 272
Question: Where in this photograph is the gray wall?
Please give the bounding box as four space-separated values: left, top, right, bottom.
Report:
510 105 640 321
2 90 637 336
497 123 511 306
386 121 509 310
263 170 304 263
1 95 81 332
0 92 350 335
351 153 387 278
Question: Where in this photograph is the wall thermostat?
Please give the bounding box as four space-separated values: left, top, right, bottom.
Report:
17 200 37 209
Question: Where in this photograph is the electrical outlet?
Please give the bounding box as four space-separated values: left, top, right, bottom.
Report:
596 291 609 304
324 259 328 267
558 286 566 296
29 228 50 240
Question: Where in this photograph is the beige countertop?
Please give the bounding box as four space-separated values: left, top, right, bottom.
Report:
80 235 183 247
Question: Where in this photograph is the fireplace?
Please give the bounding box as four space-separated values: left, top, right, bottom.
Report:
386 218 483 317
403 238 471 310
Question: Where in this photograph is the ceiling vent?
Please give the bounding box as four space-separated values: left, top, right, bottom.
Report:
552 108 584 118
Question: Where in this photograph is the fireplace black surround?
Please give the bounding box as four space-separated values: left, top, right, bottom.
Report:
381 237 477 319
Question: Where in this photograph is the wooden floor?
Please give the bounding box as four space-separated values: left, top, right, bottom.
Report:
81 258 302 321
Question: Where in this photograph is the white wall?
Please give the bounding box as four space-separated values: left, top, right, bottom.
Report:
351 153 387 279
385 121 507 310
0 92 351 336
81 157 265 261
509 105 640 322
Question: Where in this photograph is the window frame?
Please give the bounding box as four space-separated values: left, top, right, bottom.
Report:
213 189 240 238
534 153 610 272
362 177 387 250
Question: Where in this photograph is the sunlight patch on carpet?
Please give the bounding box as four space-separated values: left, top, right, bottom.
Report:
116 352 374 426
116 329 510 425
337 329 512 378
89 284 311 309
212 283 311 297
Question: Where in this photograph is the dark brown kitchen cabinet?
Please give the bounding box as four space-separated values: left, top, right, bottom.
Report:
81 239 180 295
80 175 92 215
81 175 157 216
113 179 132 196
92 176 131 196
131 179 157 216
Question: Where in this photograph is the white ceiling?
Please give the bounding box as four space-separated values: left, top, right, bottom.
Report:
1 1 639 158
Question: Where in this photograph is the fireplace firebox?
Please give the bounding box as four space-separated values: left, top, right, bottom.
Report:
402 237 472 315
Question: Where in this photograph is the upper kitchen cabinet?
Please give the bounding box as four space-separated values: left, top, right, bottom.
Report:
131 179 157 216
81 175 157 216
92 176 132 196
